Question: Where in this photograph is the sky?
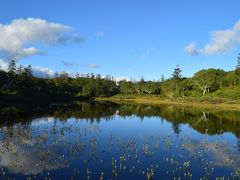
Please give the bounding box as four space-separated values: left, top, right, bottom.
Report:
0 0 240 80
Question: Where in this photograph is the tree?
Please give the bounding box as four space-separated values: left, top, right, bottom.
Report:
235 53 240 76
236 53 240 69
224 71 239 86
0 67 7 91
193 69 226 95
90 73 95 79
142 81 161 95
60 71 69 79
119 81 134 96
24 65 33 78
96 74 101 79
172 65 182 80
161 75 164 82
8 60 16 74
17 65 23 75
140 76 145 83
54 71 59 78
178 78 194 96
7 60 17 91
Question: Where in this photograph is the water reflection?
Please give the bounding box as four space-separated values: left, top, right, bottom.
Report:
0 102 239 179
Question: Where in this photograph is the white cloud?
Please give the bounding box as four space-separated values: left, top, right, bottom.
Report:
0 18 74 61
114 76 131 82
15 47 44 60
87 64 100 68
184 42 200 56
0 18 84 77
0 59 9 71
32 66 55 78
185 20 240 56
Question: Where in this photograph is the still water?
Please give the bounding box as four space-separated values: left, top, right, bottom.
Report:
0 102 239 179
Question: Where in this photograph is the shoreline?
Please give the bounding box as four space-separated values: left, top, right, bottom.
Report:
95 96 240 111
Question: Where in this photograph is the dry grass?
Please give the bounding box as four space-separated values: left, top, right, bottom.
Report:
95 96 240 111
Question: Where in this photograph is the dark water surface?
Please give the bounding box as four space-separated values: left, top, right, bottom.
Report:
0 102 239 179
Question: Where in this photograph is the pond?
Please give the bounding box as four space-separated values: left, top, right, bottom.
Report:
0 102 239 179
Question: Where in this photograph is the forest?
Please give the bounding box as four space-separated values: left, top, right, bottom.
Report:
1 53 240 104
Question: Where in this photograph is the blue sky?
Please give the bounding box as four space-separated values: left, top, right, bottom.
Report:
0 0 240 80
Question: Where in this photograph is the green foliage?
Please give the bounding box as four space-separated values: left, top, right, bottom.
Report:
223 71 239 86
118 80 161 96
0 64 119 103
236 53 240 69
116 54 240 102
2 53 240 103
8 60 16 74
211 85 240 102
193 69 226 95
172 65 182 80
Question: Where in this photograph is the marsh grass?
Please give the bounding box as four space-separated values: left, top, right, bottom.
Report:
96 95 240 111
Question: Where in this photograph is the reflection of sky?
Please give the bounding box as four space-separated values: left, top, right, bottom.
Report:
0 142 66 175
0 115 239 179
181 131 240 170
31 117 55 126
96 116 171 137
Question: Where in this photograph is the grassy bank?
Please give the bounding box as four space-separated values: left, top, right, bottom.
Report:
95 95 240 111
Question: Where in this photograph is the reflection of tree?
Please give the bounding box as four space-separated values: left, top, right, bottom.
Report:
118 103 240 137
6 125 13 137
201 112 208 122
0 102 240 137
0 102 118 125
238 138 240 152
0 101 240 177
172 121 181 135
194 111 209 127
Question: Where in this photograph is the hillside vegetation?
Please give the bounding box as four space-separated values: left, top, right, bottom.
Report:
1 54 240 104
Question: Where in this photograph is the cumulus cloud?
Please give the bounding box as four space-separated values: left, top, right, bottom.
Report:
87 64 100 68
0 59 9 71
0 18 74 61
32 66 55 78
0 18 84 77
185 20 240 56
184 42 200 56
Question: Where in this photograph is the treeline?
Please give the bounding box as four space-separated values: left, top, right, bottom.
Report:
118 54 240 102
1 53 240 103
118 66 239 96
0 60 119 103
